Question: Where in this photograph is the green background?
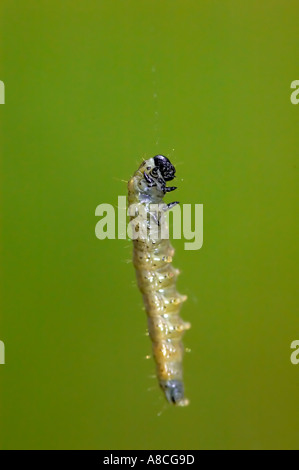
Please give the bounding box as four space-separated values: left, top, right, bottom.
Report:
0 0 298 450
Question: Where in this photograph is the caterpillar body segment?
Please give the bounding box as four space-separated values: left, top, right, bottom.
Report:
128 155 190 407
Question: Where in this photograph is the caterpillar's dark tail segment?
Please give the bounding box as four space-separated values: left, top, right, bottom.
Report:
160 380 189 407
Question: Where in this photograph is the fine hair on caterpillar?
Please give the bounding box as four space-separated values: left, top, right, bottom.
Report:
128 155 191 407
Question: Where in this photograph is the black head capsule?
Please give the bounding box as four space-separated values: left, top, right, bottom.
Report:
153 155 176 182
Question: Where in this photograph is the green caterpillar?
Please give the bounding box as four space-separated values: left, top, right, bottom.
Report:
128 155 190 406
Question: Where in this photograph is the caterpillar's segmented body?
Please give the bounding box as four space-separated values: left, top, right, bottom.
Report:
128 155 190 406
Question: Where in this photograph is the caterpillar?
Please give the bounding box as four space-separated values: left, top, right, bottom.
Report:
128 155 190 407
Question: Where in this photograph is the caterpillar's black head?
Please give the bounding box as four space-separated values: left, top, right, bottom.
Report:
153 155 176 181
137 155 177 201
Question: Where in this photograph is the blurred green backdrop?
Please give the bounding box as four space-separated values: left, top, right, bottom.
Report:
0 0 298 450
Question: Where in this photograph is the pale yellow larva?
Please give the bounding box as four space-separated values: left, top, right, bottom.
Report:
128 155 190 406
